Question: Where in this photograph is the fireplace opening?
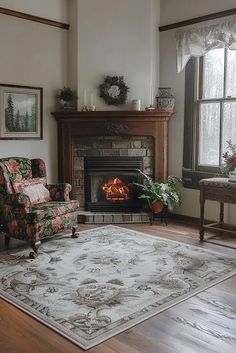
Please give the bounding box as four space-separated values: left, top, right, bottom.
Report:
84 157 143 212
103 177 130 201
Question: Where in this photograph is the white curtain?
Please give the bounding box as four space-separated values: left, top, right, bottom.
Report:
176 20 236 73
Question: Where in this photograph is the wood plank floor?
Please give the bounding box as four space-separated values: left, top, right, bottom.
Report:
0 221 236 353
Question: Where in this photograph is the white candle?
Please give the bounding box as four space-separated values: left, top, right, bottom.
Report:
83 89 87 106
90 92 94 106
150 85 153 106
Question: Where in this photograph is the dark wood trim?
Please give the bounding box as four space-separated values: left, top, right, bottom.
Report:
159 8 236 32
52 110 174 122
183 58 196 172
0 7 69 30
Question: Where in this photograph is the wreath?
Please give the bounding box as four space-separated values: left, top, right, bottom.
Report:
99 76 129 106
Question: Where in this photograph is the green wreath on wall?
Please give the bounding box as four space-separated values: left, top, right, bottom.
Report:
99 76 129 106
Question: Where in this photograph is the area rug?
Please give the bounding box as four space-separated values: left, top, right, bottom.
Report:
1 225 236 350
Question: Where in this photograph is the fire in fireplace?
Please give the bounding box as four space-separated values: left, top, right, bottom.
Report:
103 177 130 201
84 157 143 212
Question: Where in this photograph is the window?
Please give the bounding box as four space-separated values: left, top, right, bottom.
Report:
183 48 236 188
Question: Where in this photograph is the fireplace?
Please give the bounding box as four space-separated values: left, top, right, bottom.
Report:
84 157 143 212
52 110 173 214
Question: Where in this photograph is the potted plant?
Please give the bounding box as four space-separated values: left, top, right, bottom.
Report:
221 139 236 182
56 87 77 109
135 171 182 213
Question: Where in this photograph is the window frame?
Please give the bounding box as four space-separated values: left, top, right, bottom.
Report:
182 50 236 189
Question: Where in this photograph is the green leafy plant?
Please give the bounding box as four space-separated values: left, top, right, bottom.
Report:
56 87 77 107
135 170 182 212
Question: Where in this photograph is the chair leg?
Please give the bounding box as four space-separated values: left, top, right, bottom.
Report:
5 234 10 249
29 240 41 259
71 226 79 238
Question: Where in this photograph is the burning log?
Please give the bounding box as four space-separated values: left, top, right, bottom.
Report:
102 177 129 200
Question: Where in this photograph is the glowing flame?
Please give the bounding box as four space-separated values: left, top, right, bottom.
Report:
102 178 129 200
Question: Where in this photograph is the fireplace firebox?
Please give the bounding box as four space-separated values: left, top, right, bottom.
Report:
84 157 143 212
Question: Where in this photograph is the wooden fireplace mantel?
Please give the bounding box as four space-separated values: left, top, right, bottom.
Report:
52 110 174 192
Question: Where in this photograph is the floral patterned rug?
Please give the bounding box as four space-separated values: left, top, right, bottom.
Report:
1 225 236 350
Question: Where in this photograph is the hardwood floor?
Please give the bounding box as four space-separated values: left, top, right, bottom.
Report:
0 221 236 353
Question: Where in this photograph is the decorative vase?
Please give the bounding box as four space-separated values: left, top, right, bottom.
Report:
150 201 163 213
156 88 175 112
228 168 236 183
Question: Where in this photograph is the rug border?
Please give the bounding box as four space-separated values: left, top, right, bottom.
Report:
1 224 236 350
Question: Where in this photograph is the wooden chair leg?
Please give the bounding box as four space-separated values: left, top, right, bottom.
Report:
29 240 41 259
199 188 205 241
5 234 10 249
71 226 79 238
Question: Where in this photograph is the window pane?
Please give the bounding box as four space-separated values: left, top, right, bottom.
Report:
222 101 236 162
226 49 236 98
199 102 220 166
202 48 224 99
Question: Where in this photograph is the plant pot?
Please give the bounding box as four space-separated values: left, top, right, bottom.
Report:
150 201 163 213
59 99 76 110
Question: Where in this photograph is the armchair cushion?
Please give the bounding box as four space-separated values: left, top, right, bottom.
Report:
22 184 51 205
12 177 46 193
13 178 50 205
30 200 79 222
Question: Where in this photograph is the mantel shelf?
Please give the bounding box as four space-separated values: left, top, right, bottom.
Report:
51 110 174 123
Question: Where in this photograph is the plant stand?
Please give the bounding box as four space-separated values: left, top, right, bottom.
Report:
149 209 168 226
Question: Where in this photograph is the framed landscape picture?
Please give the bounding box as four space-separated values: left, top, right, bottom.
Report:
0 84 42 139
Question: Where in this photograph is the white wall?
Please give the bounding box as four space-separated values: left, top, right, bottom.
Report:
76 0 160 110
0 1 68 182
160 0 236 222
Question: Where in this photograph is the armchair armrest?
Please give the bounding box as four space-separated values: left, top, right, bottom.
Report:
0 193 31 222
4 193 31 209
46 183 72 201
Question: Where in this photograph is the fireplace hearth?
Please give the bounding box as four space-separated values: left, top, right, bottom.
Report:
84 157 142 212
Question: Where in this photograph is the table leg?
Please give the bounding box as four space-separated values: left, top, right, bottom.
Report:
199 189 205 241
220 202 224 224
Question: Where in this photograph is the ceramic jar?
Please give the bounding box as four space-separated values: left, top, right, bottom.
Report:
156 88 175 112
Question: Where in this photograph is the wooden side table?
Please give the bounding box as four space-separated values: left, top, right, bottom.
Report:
199 178 236 241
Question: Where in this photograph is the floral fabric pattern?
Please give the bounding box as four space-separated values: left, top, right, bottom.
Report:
47 183 72 201
0 157 79 246
31 159 46 179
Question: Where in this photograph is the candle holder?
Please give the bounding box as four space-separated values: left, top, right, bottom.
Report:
88 105 96 111
81 105 89 112
145 104 156 111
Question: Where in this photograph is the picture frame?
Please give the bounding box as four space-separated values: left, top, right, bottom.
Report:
0 84 43 139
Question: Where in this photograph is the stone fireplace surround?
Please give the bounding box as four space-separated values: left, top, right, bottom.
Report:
52 110 173 213
73 135 154 208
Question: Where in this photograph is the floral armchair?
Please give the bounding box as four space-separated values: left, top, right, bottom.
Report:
0 157 79 256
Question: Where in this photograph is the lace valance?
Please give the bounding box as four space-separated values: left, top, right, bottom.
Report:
176 20 236 72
